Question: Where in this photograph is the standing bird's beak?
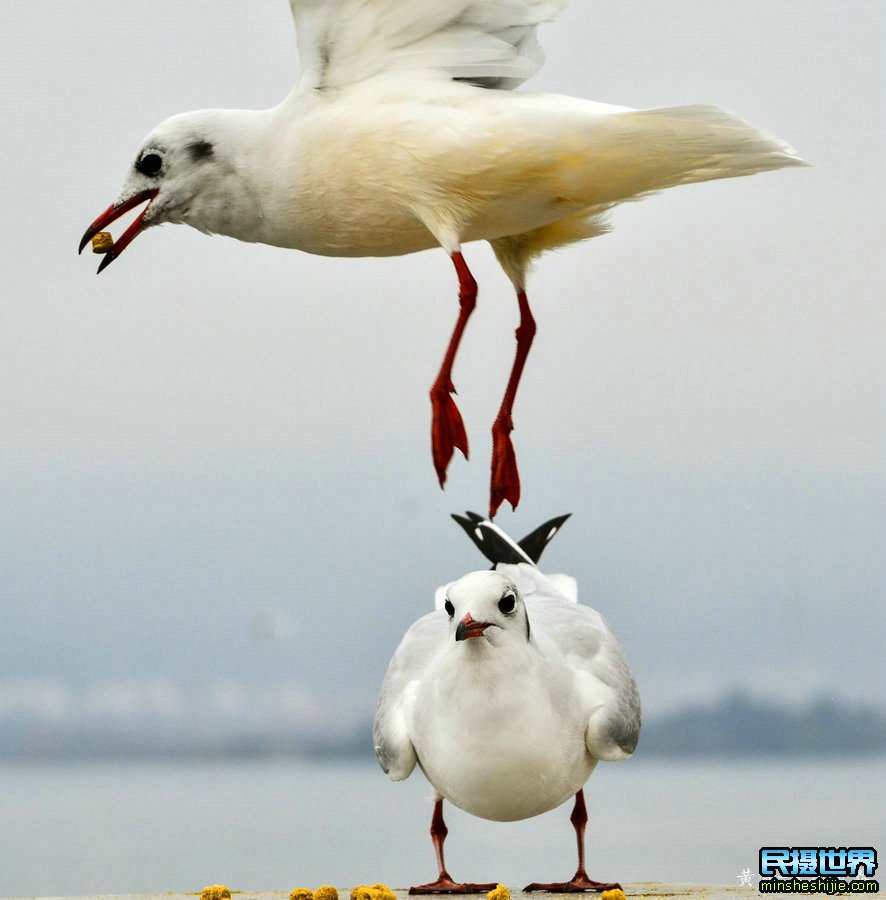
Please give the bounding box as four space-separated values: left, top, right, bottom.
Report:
455 613 490 641
78 189 159 273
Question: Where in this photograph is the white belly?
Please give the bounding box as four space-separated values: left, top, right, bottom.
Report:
411 666 595 822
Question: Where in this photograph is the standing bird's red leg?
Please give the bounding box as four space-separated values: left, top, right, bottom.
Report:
410 798 499 895
430 252 477 488
489 286 536 517
524 790 621 893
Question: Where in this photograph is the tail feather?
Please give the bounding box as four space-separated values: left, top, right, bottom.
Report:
571 104 809 206
489 101 807 279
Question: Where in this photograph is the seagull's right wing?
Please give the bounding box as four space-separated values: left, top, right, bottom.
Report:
287 0 566 93
373 609 447 780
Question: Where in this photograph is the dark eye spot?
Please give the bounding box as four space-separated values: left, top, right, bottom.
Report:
186 140 214 162
444 599 455 617
136 152 163 177
498 593 516 614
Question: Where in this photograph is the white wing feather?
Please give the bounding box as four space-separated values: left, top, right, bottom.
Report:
501 563 641 761
288 0 566 92
373 609 447 780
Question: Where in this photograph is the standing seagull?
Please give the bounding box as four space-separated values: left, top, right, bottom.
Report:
374 512 640 893
79 1 806 516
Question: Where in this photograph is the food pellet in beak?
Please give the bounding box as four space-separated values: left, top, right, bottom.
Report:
91 232 114 254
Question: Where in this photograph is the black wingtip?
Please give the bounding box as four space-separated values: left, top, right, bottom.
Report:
451 510 530 567
451 512 496 566
516 514 571 565
450 513 476 537
452 511 572 567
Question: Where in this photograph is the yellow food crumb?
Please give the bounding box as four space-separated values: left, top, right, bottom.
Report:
351 886 395 900
601 890 626 900
91 232 114 254
314 887 339 900
289 890 314 900
487 886 510 900
201 887 231 900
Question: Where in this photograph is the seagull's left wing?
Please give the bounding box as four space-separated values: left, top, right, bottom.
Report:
288 0 566 93
507 563 641 761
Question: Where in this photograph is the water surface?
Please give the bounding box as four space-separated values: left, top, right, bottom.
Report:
2 757 883 897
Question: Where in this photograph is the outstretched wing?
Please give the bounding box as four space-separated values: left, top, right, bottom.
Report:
373 609 447 780
288 0 566 93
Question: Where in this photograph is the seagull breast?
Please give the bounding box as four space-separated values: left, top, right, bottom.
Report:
409 634 596 822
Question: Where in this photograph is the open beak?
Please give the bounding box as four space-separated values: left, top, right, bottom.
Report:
78 188 159 273
455 613 490 642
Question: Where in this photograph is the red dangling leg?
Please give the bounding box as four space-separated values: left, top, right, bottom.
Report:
430 252 477 489
489 286 536 517
410 798 499 895
524 790 621 893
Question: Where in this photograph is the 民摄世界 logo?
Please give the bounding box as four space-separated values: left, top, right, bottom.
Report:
757 847 879 894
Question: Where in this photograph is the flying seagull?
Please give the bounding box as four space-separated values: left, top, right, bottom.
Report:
374 511 640 893
79 1 806 516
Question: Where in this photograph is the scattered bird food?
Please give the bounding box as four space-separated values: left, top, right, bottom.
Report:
601 890 627 900
290 890 314 900
350 885 396 900
487 886 510 900
201 887 231 900
315 887 340 900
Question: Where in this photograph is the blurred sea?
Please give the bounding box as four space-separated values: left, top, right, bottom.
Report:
3 757 883 898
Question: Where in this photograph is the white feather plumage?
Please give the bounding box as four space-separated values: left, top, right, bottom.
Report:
99 1 805 284
374 561 640 822
289 0 565 91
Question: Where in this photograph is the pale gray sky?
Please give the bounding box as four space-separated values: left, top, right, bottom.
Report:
0 2 883 731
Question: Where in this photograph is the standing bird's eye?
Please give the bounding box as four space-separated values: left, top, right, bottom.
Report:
444 599 455 617
136 152 163 177
498 592 516 614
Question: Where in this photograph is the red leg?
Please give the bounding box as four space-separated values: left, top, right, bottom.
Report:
410 798 499 895
489 287 536 517
524 790 621 893
430 252 477 489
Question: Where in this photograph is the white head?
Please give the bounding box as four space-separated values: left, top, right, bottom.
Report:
443 570 531 649
79 109 263 272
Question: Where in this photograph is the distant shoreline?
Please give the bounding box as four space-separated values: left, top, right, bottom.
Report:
2 691 883 762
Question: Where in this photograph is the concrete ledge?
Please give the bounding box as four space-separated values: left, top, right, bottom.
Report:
5 887 827 900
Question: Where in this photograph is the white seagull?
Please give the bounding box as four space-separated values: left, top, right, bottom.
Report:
79 0 806 516
374 511 641 893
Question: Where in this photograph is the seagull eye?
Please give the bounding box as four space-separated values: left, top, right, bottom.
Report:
136 152 163 177
444 599 455 617
498 593 516 614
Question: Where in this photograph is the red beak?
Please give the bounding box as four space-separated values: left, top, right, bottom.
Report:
78 188 159 273
455 613 490 641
